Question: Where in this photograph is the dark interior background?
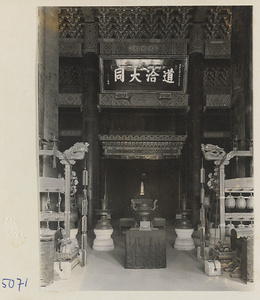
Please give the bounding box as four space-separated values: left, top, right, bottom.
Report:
102 159 181 220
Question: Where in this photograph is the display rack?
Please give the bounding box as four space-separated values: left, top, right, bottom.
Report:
201 142 253 240
39 141 89 253
39 176 66 223
39 152 67 234
224 177 254 224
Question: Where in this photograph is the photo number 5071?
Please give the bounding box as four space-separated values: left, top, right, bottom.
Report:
2 278 28 292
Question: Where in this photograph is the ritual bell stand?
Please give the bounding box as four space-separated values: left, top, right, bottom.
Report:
39 140 89 281
55 142 89 274
201 141 253 242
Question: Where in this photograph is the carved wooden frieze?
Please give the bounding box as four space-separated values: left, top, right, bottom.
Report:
58 7 85 39
205 7 232 40
204 67 231 88
99 134 187 159
58 93 83 107
203 131 231 139
57 6 234 60
97 7 193 40
204 40 231 59
100 134 187 141
205 94 231 108
83 22 99 54
59 129 82 137
59 65 83 93
99 93 189 109
203 6 232 59
99 40 188 55
59 40 83 57
189 23 204 55
203 67 231 95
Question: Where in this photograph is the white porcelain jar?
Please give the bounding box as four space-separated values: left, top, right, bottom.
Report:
236 196 246 209
225 194 235 209
225 222 235 236
247 196 254 209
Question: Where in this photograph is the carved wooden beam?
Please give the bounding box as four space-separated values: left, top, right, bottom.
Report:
203 131 230 139
204 94 231 111
99 93 189 110
99 134 187 159
59 39 83 57
58 93 83 106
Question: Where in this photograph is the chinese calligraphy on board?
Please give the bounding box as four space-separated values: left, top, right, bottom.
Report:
100 57 188 93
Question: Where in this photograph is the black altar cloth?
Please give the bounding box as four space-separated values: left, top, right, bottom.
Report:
125 229 166 269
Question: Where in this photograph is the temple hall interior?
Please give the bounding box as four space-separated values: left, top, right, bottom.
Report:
38 6 254 291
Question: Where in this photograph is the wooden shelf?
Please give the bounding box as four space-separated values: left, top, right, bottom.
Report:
39 177 65 193
224 178 254 224
40 211 65 222
225 212 254 222
225 178 253 190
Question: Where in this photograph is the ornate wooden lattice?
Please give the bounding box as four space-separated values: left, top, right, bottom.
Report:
99 93 189 110
203 67 231 109
58 7 85 38
59 40 83 57
205 95 231 108
58 6 232 41
204 67 231 88
58 93 83 107
59 64 83 93
205 6 232 40
99 134 187 159
57 6 233 59
203 131 231 139
99 40 188 55
97 7 193 40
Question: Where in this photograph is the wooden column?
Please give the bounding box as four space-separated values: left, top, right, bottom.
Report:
219 163 226 240
188 21 205 228
231 7 253 177
82 10 99 229
60 161 74 239
38 7 59 178
38 8 45 141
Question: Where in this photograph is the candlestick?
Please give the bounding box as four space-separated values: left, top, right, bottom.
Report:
200 159 205 183
83 169 88 186
140 181 144 195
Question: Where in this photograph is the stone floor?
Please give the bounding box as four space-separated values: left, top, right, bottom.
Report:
42 220 254 292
